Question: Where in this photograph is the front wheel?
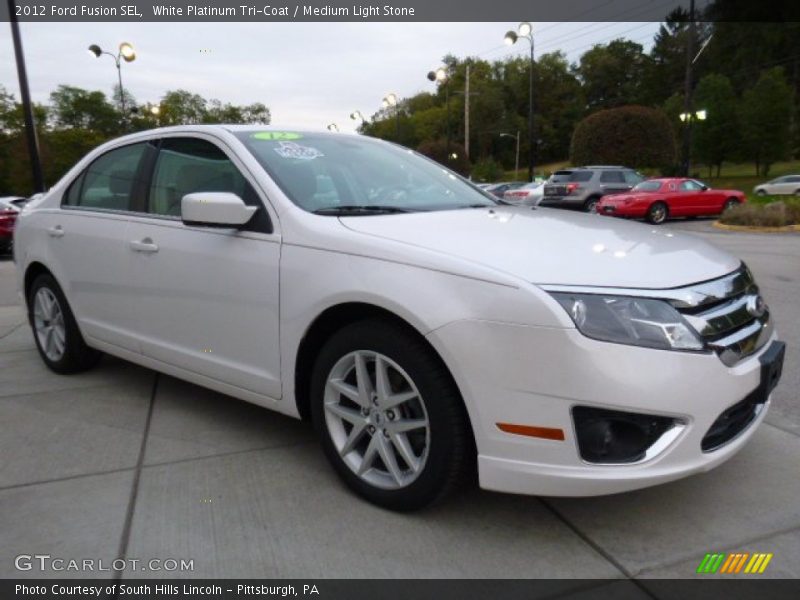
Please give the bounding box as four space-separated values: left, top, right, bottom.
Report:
756 189 767 197
28 274 101 374
646 201 668 224
584 196 600 213
310 319 473 511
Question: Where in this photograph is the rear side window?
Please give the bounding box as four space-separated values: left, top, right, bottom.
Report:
551 170 592 183
148 137 270 232
599 171 624 183
63 143 147 211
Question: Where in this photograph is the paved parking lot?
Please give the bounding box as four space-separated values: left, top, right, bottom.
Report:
1 219 798 587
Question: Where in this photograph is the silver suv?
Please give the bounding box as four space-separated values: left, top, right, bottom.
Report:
540 166 644 213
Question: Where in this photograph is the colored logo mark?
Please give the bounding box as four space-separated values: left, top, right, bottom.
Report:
696 552 773 574
251 132 302 141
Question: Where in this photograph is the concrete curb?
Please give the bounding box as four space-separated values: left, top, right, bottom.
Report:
713 221 800 233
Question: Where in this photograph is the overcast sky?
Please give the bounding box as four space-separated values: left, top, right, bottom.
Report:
1 22 660 132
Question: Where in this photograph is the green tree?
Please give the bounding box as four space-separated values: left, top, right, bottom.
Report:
574 40 653 110
49 85 119 135
692 74 739 176
158 90 208 125
570 105 676 170
739 67 793 176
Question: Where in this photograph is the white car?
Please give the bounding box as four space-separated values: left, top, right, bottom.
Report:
503 180 544 205
14 126 784 510
753 175 800 196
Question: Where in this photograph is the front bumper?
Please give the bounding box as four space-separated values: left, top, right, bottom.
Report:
426 319 777 497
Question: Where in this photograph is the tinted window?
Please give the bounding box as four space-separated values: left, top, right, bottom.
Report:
235 132 496 213
551 170 593 183
788 176 800 183
64 143 147 211
680 180 705 192
632 181 662 192
599 170 624 183
148 137 270 232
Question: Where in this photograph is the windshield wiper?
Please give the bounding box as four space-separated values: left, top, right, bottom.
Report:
313 205 413 215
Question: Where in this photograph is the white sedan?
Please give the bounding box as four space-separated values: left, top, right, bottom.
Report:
14 126 783 510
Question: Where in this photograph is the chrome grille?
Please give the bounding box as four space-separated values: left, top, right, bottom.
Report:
669 266 772 366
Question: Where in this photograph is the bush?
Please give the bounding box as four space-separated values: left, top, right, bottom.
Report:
416 140 470 176
720 201 800 227
570 105 677 170
470 157 504 182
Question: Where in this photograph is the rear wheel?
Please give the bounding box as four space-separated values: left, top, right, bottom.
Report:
310 319 473 511
723 198 739 212
646 201 668 225
756 189 767 197
584 196 601 213
28 274 101 374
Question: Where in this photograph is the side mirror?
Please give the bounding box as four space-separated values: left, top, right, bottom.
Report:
181 192 257 228
700 185 709 191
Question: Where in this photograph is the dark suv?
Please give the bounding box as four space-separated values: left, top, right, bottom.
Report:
540 166 644 213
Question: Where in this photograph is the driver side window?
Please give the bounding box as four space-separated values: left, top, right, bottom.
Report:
148 137 271 233
679 180 703 192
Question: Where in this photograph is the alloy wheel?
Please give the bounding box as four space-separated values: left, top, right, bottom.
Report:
33 287 66 361
323 350 430 490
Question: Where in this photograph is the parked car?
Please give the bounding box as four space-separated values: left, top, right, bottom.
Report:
597 178 746 224
753 175 800 197
503 181 542 205
15 126 783 511
483 181 525 199
540 166 644 213
0 196 28 255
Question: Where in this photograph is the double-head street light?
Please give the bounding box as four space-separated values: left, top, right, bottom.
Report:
350 110 365 122
504 22 535 181
382 93 400 140
500 131 521 179
327 123 340 132
427 67 452 161
679 109 707 122
88 42 136 117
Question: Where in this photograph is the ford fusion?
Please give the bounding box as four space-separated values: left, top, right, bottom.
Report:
14 126 784 511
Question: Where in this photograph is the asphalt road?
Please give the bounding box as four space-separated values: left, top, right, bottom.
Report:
1 219 798 588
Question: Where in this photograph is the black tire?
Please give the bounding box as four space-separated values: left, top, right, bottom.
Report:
310 318 474 511
723 198 739 212
583 196 601 213
756 189 767 197
27 273 101 374
646 201 668 224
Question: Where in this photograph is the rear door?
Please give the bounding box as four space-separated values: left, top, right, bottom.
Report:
48 141 150 351
127 135 282 399
598 170 630 195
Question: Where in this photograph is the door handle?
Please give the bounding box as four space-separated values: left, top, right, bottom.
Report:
47 225 64 238
129 238 159 253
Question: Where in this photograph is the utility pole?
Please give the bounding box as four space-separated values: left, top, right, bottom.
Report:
464 64 470 160
681 0 696 177
8 0 45 193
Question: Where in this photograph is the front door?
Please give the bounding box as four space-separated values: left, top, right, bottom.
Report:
128 136 282 399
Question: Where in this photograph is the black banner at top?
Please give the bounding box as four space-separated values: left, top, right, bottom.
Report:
2 0 800 23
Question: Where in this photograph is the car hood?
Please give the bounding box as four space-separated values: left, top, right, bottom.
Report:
339 206 740 289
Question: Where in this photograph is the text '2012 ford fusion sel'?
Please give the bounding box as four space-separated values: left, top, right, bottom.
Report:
14 126 784 511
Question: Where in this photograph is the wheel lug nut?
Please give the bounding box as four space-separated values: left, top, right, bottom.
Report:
386 410 395 420
367 425 375 434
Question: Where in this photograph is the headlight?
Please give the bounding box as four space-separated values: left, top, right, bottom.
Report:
550 293 704 351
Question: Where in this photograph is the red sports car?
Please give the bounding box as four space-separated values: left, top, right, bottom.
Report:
596 178 746 224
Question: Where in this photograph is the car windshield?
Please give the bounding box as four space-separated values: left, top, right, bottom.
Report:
235 131 497 214
632 181 663 192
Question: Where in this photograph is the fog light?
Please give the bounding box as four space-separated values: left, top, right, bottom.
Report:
572 406 677 464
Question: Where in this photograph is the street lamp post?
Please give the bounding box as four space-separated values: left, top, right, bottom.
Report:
382 93 399 140
88 42 136 118
427 67 451 162
500 131 520 179
504 22 535 182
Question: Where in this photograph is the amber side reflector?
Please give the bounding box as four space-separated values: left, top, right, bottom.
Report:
496 423 565 441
